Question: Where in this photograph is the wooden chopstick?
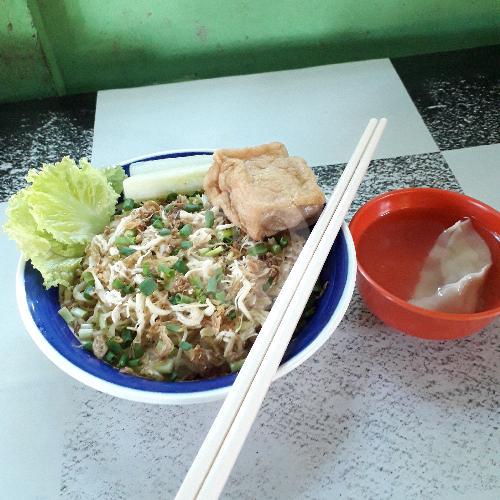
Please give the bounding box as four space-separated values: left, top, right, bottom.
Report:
176 119 386 500
175 119 377 499
197 118 387 498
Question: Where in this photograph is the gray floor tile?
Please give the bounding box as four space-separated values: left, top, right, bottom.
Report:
92 59 437 167
443 144 500 210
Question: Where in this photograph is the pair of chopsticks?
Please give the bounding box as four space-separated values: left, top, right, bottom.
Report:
176 118 387 500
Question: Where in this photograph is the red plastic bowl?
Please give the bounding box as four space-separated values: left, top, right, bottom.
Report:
350 188 500 340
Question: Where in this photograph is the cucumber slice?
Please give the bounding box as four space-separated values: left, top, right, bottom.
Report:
129 155 212 177
123 163 210 201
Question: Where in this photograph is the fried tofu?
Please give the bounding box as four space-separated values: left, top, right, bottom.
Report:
204 143 325 240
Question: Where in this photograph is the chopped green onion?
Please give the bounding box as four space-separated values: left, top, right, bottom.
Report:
70 307 87 319
170 293 194 305
204 210 215 228
107 338 123 355
166 192 178 202
119 246 136 256
179 224 193 238
82 341 93 352
152 219 164 229
78 329 94 341
248 243 268 256
121 328 133 344
184 203 203 213
121 283 135 295
214 291 226 302
180 240 193 249
158 263 170 273
105 351 117 363
142 262 152 277
271 244 282 255
124 229 136 238
151 213 161 222
227 310 237 320
139 277 157 296
159 228 171 236
166 323 182 332
200 246 224 257
158 263 175 280
155 359 175 374
174 259 189 274
82 271 94 285
116 235 135 246
188 275 203 288
83 285 94 300
98 313 107 329
127 358 141 368
230 359 245 372
217 228 233 243
133 344 144 358
279 235 289 247
207 275 219 294
179 341 193 351
178 294 195 304
189 274 207 301
118 353 129 368
112 278 124 290
122 198 135 211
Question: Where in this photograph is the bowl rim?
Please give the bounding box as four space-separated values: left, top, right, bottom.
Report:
15 149 358 405
350 187 500 322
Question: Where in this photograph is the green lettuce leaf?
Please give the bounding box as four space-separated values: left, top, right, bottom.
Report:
3 189 85 288
102 164 126 195
31 253 83 289
3 157 120 288
27 157 118 245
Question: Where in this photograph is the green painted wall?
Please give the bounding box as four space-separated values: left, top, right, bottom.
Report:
0 0 55 102
1 0 499 103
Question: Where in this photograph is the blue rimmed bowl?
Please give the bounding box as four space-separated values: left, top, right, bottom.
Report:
16 150 357 404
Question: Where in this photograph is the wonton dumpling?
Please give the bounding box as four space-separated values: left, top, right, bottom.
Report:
409 219 492 313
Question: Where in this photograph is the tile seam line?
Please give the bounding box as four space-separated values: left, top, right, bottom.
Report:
441 144 500 154
388 58 440 153
27 0 67 96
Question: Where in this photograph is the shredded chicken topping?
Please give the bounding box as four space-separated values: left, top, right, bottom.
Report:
59 193 304 381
